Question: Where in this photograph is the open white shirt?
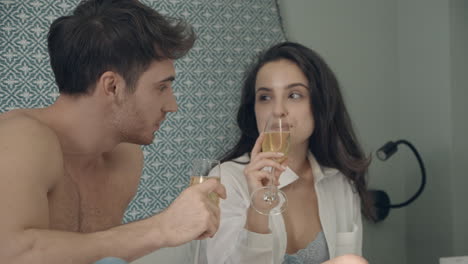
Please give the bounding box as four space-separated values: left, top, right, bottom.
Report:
205 152 363 264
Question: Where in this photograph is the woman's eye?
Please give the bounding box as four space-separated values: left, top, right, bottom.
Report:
258 95 271 101
289 92 302 99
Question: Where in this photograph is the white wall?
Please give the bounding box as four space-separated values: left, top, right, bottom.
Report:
397 0 454 262
278 1 405 263
449 0 468 256
280 0 468 263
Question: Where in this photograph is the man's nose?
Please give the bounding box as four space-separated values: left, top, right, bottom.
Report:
163 91 178 113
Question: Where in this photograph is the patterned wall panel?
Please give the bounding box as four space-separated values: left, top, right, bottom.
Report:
0 0 285 223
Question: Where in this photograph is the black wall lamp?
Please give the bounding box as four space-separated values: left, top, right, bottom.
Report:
369 139 427 222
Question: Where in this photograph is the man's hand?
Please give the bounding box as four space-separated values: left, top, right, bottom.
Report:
156 178 226 247
322 254 368 264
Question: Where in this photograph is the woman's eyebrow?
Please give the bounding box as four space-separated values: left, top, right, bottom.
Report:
286 83 309 89
255 87 272 93
255 83 308 93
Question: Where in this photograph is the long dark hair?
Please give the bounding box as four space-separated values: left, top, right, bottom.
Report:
222 42 374 220
48 0 195 95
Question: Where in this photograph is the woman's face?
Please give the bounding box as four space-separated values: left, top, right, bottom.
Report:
254 59 315 149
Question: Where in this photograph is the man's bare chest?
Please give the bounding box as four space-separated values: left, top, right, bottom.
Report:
47 169 129 233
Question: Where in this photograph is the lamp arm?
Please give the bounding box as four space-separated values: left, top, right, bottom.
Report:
389 139 427 208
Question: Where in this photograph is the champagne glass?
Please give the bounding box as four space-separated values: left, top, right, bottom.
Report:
250 115 290 215
189 158 221 204
189 158 221 264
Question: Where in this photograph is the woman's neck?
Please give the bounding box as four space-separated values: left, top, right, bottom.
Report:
287 144 313 182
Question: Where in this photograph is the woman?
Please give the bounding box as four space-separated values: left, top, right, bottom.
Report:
206 42 372 264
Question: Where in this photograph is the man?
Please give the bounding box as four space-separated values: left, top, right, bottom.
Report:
0 0 226 263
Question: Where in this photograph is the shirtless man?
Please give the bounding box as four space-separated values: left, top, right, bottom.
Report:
0 0 226 263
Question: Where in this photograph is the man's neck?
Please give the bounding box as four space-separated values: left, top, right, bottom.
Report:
44 95 121 160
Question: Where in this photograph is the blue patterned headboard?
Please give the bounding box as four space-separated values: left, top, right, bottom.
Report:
0 0 285 223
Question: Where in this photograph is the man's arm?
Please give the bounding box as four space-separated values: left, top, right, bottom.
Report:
0 117 226 263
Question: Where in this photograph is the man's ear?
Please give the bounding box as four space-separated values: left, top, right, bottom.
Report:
98 71 124 97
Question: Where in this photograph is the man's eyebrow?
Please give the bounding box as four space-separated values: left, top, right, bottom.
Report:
157 76 175 83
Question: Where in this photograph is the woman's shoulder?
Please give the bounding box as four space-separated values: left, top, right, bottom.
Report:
219 154 250 186
220 153 250 170
318 166 356 194
311 155 361 197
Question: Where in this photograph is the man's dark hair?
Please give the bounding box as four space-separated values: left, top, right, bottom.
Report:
47 0 195 95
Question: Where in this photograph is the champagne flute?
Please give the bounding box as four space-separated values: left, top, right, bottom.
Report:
189 158 221 205
189 158 221 264
250 115 290 215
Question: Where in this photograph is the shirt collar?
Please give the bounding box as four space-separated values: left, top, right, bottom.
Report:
278 152 340 188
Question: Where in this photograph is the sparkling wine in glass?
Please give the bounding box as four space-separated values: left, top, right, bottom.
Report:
189 158 221 205
189 158 221 264
250 115 290 215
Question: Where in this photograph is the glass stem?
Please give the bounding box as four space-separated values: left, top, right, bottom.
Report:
264 167 277 203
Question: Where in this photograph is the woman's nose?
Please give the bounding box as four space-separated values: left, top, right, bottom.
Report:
272 100 288 117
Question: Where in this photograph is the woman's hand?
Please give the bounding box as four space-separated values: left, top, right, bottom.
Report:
243 133 288 195
243 133 288 232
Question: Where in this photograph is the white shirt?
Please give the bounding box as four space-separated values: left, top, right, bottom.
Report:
205 152 362 264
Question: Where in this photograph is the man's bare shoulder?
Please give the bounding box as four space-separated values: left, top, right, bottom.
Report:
0 110 60 145
0 110 64 187
0 111 64 247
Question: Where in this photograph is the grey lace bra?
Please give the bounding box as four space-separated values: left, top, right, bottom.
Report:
283 231 329 264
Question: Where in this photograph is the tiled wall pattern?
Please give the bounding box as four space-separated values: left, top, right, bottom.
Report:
0 0 285 222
